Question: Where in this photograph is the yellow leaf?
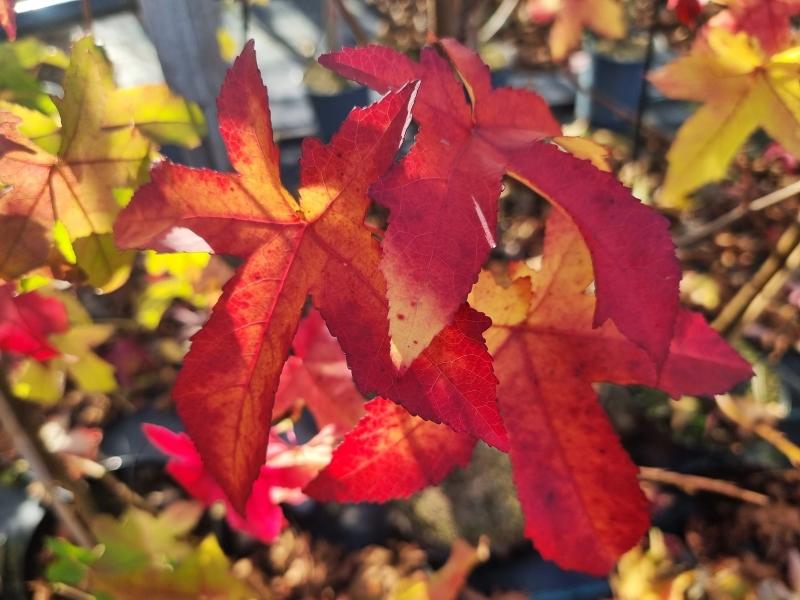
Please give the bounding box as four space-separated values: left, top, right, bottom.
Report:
81 504 257 599
554 135 612 171
0 36 205 282
528 0 626 61
72 233 135 293
0 100 61 152
51 324 116 393
0 37 66 114
9 359 64 404
144 251 210 279
135 278 197 329
650 29 800 207
104 85 207 148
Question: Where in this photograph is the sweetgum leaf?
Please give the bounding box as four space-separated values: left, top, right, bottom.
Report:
0 36 203 286
116 41 503 511
304 397 476 502
81 504 257 599
469 210 752 574
0 38 67 114
712 0 800 55
145 424 331 543
10 290 117 403
650 28 800 206
526 0 626 60
275 308 365 432
322 39 680 369
0 284 67 360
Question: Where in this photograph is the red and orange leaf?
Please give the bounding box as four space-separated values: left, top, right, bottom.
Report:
0 37 203 286
526 0 626 60
0 0 14 41
469 209 751 575
274 309 365 433
116 41 502 510
0 38 151 280
304 398 476 502
322 39 680 369
0 284 67 360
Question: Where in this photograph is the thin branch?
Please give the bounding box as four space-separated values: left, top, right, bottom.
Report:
478 0 520 44
0 388 95 547
639 466 769 506
632 0 660 159
561 69 673 145
331 0 370 47
99 471 158 515
81 0 93 32
712 218 800 334
676 179 800 247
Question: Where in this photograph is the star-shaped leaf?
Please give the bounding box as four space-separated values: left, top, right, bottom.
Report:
115 41 503 511
0 36 204 289
468 208 752 574
322 39 680 370
650 28 800 206
0 283 66 360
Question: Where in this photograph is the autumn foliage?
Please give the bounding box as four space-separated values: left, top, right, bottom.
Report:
106 38 751 574
0 0 779 581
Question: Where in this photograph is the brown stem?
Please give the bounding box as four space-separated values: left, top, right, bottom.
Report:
331 0 370 47
639 466 769 506
0 387 95 547
81 0 93 32
676 179 800 247
712 218 800 334
99 471 157 515
429 0 465 39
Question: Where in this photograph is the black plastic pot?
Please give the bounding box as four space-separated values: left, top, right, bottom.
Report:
308 86 370 142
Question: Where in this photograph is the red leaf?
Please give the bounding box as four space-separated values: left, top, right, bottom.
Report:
117 41 503 510
0 0 15 41
667 0 702 26
144 424 331 543
711 0 800 55
0 285 68 361
304 398 476 502
470 210 751 574
321 39 681 370
275 309 365 432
